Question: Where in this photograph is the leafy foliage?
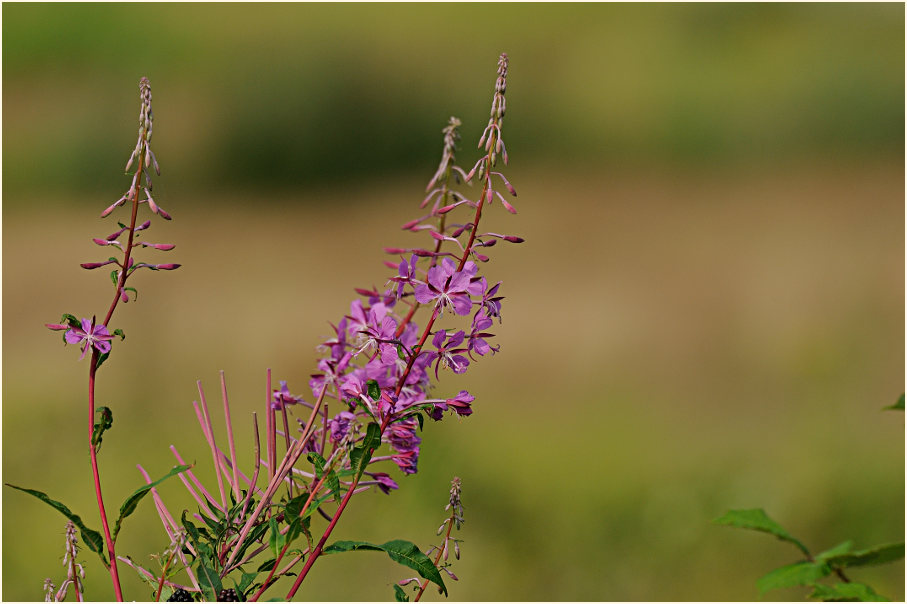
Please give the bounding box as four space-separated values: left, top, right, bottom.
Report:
324 539 447 596
5 484 108 567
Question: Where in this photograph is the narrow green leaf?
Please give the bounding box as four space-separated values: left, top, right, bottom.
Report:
366 379 381 401
113 464 190 540
349 423 381 481
268 516 284 557
95 351 111 370
816 541 854 562
238 570 259 595
256 559 276 573
823 543 904 569
6 484 108 567
60 314 81 328
394 584 410 601
285 492 308 519
809 582 889 602
323 539 446 596
714 508 810 555
112 328 126 341
196 560 222 601
91 406 114 449
233 520 269 563
757 560 830 594
884 394 904 411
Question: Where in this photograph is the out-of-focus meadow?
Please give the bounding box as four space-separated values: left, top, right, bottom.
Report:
3 4 904 601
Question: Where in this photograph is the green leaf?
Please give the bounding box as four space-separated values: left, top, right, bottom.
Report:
756 560 830 594
95 350 111 370
394 584 410 601
366 379 381 401
349 423 381 481
323 539 446 596
285 492 308 519
809 582 889 602
268 516 284 557
5 484 108 567
256 559 277 573
60 313 81 328
823 543 904 569
816 541 854 562
884 394 904 411
112 328 126 341
109 270 119 285
92 406 114 449
113 464 190 540
196 560 222 601
238 569 260 595
713 508 810 555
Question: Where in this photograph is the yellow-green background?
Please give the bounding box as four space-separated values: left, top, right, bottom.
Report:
3 3 904 601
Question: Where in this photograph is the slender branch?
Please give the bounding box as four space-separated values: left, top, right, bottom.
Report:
414 513 455 602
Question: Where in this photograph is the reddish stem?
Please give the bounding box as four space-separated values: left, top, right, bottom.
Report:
284 472 364 599
283 125 498 599
414 512 455 602
88 147 146 601
88 353 124 602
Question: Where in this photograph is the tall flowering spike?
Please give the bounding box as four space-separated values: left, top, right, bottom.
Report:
426 116 462 193
109 77 169 220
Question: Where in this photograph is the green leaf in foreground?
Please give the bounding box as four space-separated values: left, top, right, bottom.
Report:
394 584 410 601
324 539 447 596
349 422 381 481
714 508 810 555
822 543 905 569
5 484 108 567
196 560 222 602
809 582 889 602
756 560 830 594
884 394 904 411
113 464 190 540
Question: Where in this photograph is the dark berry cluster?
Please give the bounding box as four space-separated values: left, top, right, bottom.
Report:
166 588 194 602
217 588 240 601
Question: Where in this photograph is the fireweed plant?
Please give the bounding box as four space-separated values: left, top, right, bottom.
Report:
7 77 185 603
11 54 520 601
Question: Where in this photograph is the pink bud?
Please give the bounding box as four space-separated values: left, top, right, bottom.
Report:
154 263 180 270
80 260 117 270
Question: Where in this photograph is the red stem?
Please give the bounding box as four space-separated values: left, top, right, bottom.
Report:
284 472 363 599
88 354 124 602
88 146 146 601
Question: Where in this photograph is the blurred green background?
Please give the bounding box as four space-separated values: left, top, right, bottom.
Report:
3 3 904 601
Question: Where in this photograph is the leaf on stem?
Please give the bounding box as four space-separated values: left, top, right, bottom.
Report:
809 582 890 602
821 543 905 569
5 484 108 567
113 464 191 540
349 422 381 481
92 406 114 450
713 508 810 556
323 539 447 596
756 560 830 594
394 584 411 601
